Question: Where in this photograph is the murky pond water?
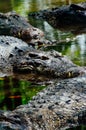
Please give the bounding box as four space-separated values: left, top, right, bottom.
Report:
0 0 86 66
0 0 86 113
0 0 86 129
0 76 46 110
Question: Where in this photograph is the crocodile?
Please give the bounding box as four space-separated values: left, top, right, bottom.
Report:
0 36 86 129
0 76 86 130
28 3 86 34
0 36 85 78
0 12 44 45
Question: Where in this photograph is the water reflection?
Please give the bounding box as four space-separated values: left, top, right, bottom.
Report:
0 0 85 15
0 1 86 129
66 125 86 130
0 0 12 12
0 77 46 110
0 0 86 108
27 0 86 12
0 1 86 64
67 125 86 130
62 34 86 66
11 0 29 16
29 15 86 66
43 33 86 66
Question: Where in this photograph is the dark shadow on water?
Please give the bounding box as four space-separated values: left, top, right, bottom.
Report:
0 0 12 13
67 125 86 130
0 77 46 111
28 16 86 66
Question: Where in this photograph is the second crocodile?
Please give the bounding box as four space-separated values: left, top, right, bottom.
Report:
0 12 44 45
0 36 85 78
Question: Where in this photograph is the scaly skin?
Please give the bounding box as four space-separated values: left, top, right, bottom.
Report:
0 36 85 78
0 12 44 44
28 3 86 34
0 77 86 130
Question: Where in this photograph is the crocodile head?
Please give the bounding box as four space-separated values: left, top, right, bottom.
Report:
0 12 44 45
43 4 86 28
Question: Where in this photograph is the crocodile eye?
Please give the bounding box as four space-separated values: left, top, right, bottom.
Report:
29 53 38 58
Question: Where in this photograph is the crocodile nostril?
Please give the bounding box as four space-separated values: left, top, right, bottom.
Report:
29 53 38 58
9 53 14 58
15 46 18 50
6 42 9 45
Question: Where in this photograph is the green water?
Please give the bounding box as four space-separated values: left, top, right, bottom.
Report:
0 0 85 107
0 0 86 66
0 77 46 110
67 126 86 130
0 0 86 129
